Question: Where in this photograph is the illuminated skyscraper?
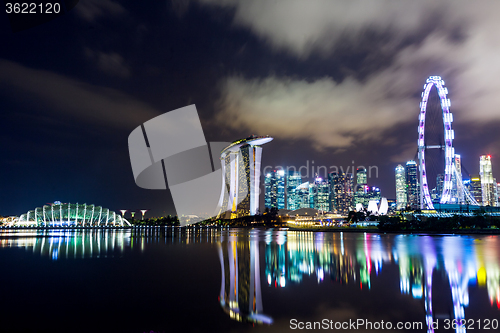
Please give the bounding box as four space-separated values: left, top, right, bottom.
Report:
329 172 353 215
313 176 330 212
494 179 499 207
295 182 310 209
433 174 444 203
450 154 464 204
480 155 497 206
264 170 285 210
354 167 368 207
264 173 274 209
356 167 367 185
466 175 482 205
395 165 407 210
308 182 316 208
276 171 285 209
497 182 500 206
286 171 302 210
217 136 273 219
405 160 419 210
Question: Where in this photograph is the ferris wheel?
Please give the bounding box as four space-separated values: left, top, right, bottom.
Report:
418 76 454 210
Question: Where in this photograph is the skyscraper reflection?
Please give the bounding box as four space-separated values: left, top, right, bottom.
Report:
218 232 273 324
262 232 498 332
2 228 498 331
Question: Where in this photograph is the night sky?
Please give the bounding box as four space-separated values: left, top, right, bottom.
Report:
2 0 500 217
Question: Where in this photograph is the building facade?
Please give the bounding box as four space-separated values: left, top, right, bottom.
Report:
16 202 130 227
286 171 302 210
295 182 311 209
467 175 483 205
354 167 367 207
313 176 330 212
217 136 273 219
329 172 353 215
497 183 500 206
406 160 419 210
395 165 407 210
480 155 497 206
264 170 285 210
450 154 464 204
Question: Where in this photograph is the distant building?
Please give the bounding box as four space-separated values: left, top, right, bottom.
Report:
450 154 464 204
265 173 273 209
395 165 407 210
295 182 311 209
16 202 130 227
354 167 367 207
494 179 499 207
286 171 302 210
264 170 285 210
313 176 329 212
217 136 273 219
467 175 482 205
387 199 397 214
356 167 367 186
328 172 353 215
308 182 316 208
432 174 444 203
497 183 500 206
366 186 381 205
405 160 419 210
480 155 497 206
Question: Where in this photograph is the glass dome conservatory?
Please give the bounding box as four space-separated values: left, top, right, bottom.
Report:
17 202 130 227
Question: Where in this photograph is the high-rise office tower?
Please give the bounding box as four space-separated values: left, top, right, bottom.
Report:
356 167 367 186
264 173 274 209
295 182 310 209
405 160 419 210
354 167 368 207
328 172 337 213
217 136 272 219
480 155 497 206
286 171 302 210
497 182 500 207
450 154 464 204
434 174 444 203
328 172 353 215
313 176 329 212
276 170 285 209
308 182 316 208
494 179 499 207
467 175 482 205
264 170 285 210
395 165 407 210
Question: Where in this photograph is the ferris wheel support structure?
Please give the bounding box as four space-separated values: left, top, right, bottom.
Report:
418 76 454 210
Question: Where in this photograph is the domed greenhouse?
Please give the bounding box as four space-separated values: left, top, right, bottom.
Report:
16 202 130 227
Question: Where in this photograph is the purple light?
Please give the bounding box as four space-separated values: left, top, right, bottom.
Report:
418 76 454 209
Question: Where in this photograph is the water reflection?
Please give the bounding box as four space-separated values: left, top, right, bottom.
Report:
0 229 130 259
1 228 499 332
220 231 500 332
218 233 273 324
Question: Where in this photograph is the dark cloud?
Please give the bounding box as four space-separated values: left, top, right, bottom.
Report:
75 0 127 22
84 48 131 78
0 59 159 130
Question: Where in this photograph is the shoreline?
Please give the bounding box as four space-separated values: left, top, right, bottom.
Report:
1 225 499 235
284 227 500 234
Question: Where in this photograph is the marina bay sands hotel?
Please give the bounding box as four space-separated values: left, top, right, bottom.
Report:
217 135 273 219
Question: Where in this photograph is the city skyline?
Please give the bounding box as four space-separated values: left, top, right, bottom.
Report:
2 1 500 217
